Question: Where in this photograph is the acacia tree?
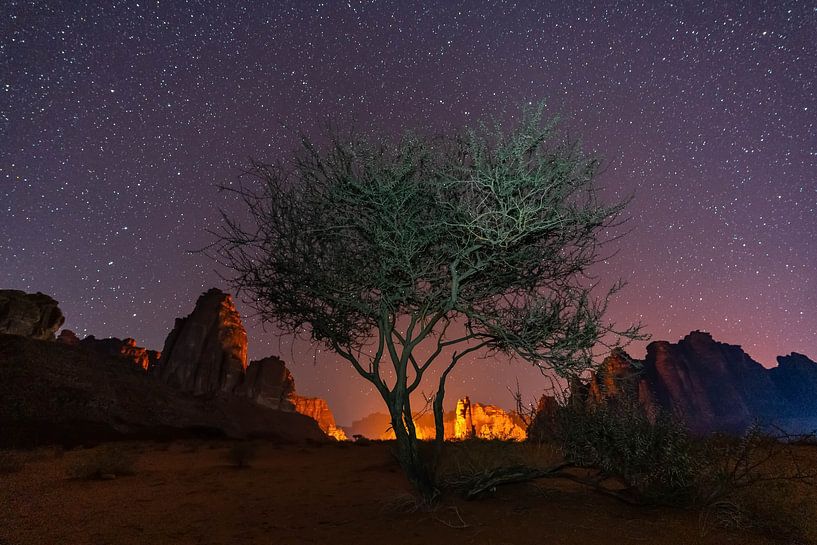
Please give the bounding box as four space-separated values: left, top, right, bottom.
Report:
210 104 643 496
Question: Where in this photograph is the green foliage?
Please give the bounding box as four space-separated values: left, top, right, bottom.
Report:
67 444 137 480
211 102 644 495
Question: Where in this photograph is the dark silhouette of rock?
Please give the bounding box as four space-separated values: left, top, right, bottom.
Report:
235 356 296 411
56 329 80 346
570 331 814 435
0 333 326 447
0 290 65 340
770 352 817 416
157 288 247 395
78 335 160 371
526 395 559 441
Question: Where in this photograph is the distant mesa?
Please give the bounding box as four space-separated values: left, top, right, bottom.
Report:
578 330 817 435
0 289 65 340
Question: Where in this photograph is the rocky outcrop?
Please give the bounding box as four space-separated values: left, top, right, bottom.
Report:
574 331 816 435
157 288 248 395
0 333 326 447
770 353 817 416
56 329 80 346
0 290 65 340
78 335 160 371
455 397 475 438
455 398 526 440
292 396 347 440
235 356 296 411
526 395 559 442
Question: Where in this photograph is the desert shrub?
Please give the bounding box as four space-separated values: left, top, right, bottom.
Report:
67 444 137 480
0 451 25 475
226 442 258 468
694 426 817 542
554 398 697 504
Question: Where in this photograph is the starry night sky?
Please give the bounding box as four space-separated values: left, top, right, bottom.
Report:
2 1 816 424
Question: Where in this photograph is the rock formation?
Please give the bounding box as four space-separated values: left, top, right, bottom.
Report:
56 329 80 345
0 290 65 340
455 396 475 438
292 396 347 440
455 398 527 440
574 331 817 435
78 335 160 371
235 356 297 411
770 353 817 417
157 288 248 395
0 333 326 447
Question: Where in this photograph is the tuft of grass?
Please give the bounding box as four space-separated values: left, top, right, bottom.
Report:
0 451 25 475
225 442 258 468
67 444 137 480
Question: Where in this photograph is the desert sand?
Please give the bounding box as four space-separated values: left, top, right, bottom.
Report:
3 440 808 545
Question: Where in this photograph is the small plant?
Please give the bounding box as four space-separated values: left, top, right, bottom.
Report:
0 450 25 475
226 442 258 468
67 444 137 480
555 398 697 505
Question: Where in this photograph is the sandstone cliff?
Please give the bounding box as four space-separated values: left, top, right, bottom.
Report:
577 331 816 435
292 396 347 440
157 288 248 394
454 397 526 440
0 290 65 340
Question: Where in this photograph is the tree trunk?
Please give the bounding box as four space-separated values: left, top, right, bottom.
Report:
433 382 446 451
386 394 436 500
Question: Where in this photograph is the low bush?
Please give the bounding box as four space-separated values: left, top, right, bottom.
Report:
226 442 258 468
67 444 137 480
554 398 697 504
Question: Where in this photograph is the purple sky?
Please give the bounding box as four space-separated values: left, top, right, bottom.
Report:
3 1 815 424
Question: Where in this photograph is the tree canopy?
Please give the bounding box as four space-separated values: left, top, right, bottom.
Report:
210 104 644 494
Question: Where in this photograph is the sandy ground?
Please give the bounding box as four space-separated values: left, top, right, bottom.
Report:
0 440 803 545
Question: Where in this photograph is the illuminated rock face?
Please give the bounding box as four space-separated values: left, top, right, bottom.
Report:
462 400 527 441
455 397 475 438
72 334 160 371
292 396 347 440
157 288 248 395
0 290 65 341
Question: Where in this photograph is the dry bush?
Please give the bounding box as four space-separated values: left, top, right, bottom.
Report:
554 398 697 505
225 442 258 468
0 450 25 475
67 444 138 480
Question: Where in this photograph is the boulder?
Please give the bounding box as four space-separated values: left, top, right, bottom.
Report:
0 290 65 340
157 288 247 394
56 329 80 346
235 356 296 411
